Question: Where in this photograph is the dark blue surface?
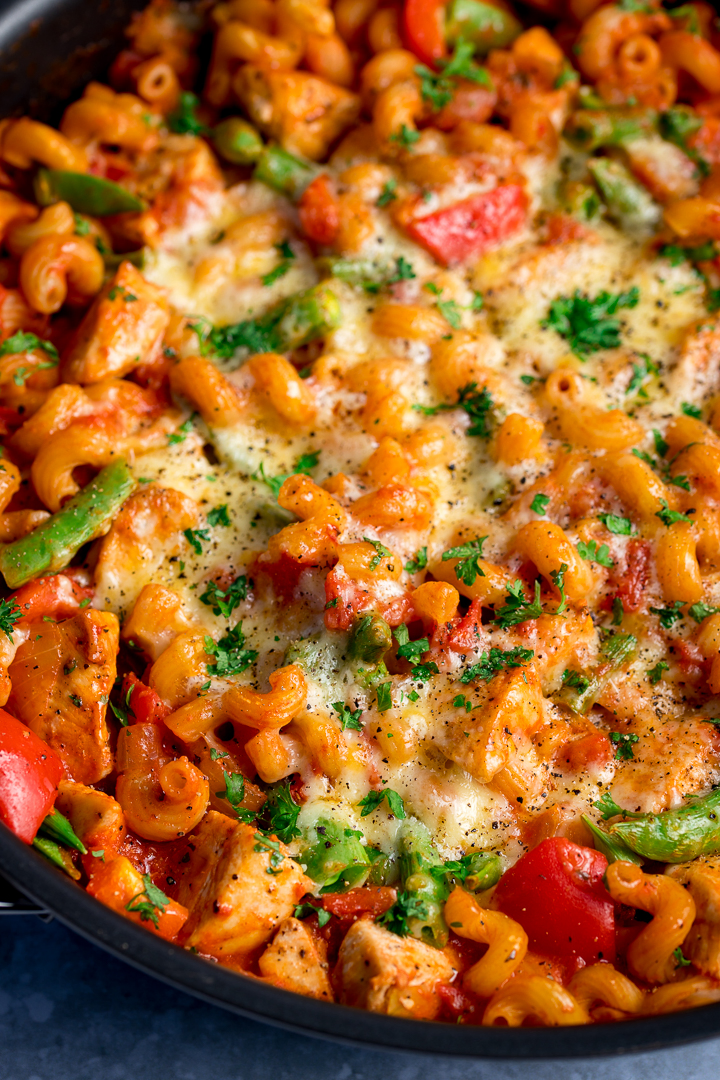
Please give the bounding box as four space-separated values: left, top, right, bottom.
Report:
2 918 720 1079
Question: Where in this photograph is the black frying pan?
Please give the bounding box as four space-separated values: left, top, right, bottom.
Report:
1 0 720 1055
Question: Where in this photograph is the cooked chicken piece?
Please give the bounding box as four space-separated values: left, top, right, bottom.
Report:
337 919 456 1019
667 858 720 978
55 779 126 858
259 917 333 1001
8 610 118 783
176 811 311 962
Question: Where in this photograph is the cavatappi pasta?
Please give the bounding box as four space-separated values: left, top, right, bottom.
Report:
7 0 720 1030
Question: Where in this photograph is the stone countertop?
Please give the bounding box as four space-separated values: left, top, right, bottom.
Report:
1 917 719 1080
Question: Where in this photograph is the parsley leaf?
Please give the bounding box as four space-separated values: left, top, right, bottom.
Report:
0 598 21 640
563 669 591 693
655 500 693 526
493 580 543 629
167 414 195 445
204 622 258 676
405 546 428 574
0 331 58 362
393 624 430 663
541 287 640 357
262 241 296 287
650 601 686 628
610 731 639 760
598 513 634 535
125 874 170 928
673 945 692 968
256 780 301 844
184 527 210 555
377 179 398 207
576 539 613 567
294 902 331 926
332 701 364 731
647 660 669 685
377 681 393 712
358 788 406 818
389 124 420 148
215 771 255 822
167 91 209 136
441 536 487 586
200 574 250 618
412 381 494 437
254 450 320 499
364 536 394 571
681 401 702 419
530 493 550 515
437 299 462 329
460 646 534 683
377 891 429 936
254 832 285 875
689 601 720 623
207 504 231 528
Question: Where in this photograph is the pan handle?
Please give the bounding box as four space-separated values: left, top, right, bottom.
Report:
0 871 52 921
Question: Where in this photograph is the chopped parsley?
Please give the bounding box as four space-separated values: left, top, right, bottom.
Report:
460 646 534 684
598 513 634 535
393 624 429 662
254 833 285 875
437 299 462 329
254 450 320 499
183 527 211 555
331 701 364 731
689 601 720 623
294 902 331 927
493 580 544 629
167 91 209 136
256 780 301 844
530 493 550 515
364 537 393 571
358 788 406 818
209 748 229 760
415 38 492 112
681 401 702 419
563 669 591 693
215 771 255 823
204 622 258 676
377 681 393 712
647 660 669 685
207 504 231 528
109 683 135 727
655 500 693 526
167 414 195 445
405 546 428 574
626 353 658 400
673 946 692 968
612 597 625 626
262 241 296 287
200 574 250 618
659 107 708 177
541 287 639 357
389 124 420 148
0 598 21 640
649 601 686 628
441 536 487 587
413 382 494 438
610 731 639 760
125 874 170 928
376 179 398 207
576 539 613 567
0 331 58 362
377 891 429 937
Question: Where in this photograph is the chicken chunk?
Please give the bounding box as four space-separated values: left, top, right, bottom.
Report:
176 811 311 962
8 610 118 783
55 779 126 859
259 917 333 1001
337 919 456 1019
63 262 169 384
667 857 720 978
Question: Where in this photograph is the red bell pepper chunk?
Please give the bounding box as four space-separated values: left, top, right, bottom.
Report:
11 573 94 625
121 673 171 725
0 708 64 843
406 184 528 265
402 0 447 66
298 174 340 246
493 837 616 966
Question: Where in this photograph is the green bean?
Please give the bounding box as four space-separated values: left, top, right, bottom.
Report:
564 109 656 151
213 118 264 165
38 809 87 854
32 836 80 878
397 819 449 948
0 459 135 588
600 788 720 864
206 283 342 363
445 0 521 53
445 851 503 892
317 256 393 286
560 631 637 714
557 179 602 222
581 815 643 865
587 158 660 232
35 169 145 215
254 145 321 201
348 613 392 664
301 817 371 891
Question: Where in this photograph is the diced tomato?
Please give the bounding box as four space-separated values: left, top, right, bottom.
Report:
442 599 484 651
402 0 446 66
253 552 309 603
434 81 496 129
298 175 340 246
544 213 593 245
437 981 483 1024
0 708 64 843
122 673 171 725
87 855 188 941
11 573 94 625
405 184 528 265
607 538 650 613
494 838 615 967
320 885 397 923
560 731 613 773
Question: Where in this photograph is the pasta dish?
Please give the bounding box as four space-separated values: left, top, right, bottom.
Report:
3 0 720 1029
